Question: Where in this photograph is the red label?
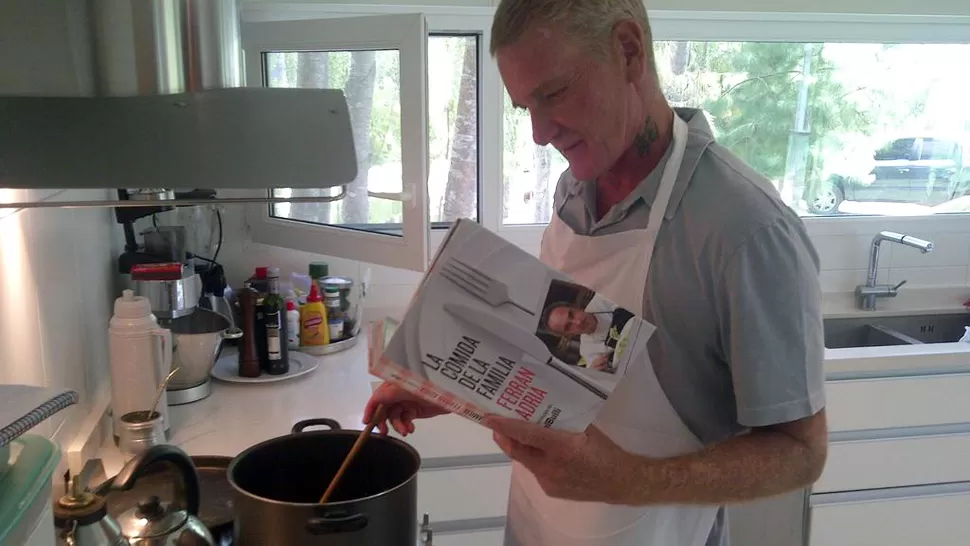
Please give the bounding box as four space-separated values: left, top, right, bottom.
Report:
303 314 323 329
131 262 183 281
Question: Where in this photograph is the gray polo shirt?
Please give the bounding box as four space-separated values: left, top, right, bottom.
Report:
551 107 825 546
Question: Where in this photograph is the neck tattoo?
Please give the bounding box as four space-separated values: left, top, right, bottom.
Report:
634 116 660 157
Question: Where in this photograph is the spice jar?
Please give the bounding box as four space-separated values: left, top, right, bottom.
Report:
322 276 356 336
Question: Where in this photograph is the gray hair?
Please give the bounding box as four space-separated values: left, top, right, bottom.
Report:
490 0 655 67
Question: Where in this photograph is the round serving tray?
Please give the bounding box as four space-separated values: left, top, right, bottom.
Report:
299 332 359 356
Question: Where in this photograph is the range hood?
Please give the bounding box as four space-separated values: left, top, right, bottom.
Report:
0 0 357 209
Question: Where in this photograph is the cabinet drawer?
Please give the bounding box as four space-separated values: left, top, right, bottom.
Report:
809 482 970 546
815 428 970 493
826 373 970 432
418 464 512 523
432 528 505 546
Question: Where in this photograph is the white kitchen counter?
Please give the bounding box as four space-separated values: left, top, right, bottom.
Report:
98 339 502 476
97 287 970 476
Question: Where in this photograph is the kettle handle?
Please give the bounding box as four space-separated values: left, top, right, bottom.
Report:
111 444 201 517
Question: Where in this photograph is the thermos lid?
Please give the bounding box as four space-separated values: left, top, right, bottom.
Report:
112 289 153 320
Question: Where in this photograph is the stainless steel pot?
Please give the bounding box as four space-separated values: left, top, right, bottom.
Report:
160 308 242 390
227 418 420 545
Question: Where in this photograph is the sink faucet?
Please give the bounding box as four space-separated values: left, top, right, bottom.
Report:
856 231 934 310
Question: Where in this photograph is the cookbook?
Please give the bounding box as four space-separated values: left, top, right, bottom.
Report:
368 218 657 432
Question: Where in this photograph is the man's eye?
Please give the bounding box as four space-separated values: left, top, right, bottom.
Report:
545 87 567 101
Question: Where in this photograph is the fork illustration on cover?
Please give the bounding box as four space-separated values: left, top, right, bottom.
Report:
440 257 535 316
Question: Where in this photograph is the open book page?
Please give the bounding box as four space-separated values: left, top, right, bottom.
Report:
369 219 657 432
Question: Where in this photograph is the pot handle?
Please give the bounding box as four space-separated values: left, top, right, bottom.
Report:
306 513 368 535
292 418 342 433
111 444 201 517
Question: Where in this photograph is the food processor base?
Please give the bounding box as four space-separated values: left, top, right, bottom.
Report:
167 380 212 406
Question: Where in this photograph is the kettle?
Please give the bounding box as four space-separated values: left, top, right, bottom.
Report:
54 445 215 546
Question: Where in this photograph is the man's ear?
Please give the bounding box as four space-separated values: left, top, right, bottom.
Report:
613 20 646 82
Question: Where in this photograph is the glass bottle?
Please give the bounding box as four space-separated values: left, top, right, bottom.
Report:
263 268 289 375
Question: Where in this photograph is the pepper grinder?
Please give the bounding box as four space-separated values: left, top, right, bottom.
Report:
237 282 261 378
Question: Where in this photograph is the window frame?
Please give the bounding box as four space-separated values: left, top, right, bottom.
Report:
240 12 432 271
242 3 970 265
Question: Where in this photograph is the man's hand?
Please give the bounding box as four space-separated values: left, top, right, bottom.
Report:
364 383 450 436
483 415 638 503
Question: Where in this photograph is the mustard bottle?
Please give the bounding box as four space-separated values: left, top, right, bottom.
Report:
300 283 330 346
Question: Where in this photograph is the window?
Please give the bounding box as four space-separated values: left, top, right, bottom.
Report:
503 40 970 223
264 35 480 230
241 6 970 272
241 13 432 271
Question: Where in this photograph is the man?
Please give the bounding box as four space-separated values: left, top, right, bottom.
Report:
541 297 625 371
364 0 827 544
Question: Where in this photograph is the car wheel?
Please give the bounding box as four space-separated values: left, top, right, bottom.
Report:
809 185 844 214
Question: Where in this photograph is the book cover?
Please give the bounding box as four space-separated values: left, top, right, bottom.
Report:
369 218 656 432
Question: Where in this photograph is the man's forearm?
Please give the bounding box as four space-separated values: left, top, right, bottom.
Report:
620 423 828 506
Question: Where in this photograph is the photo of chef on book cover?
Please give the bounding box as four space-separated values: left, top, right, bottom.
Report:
370 219 656 432
535 280 638 374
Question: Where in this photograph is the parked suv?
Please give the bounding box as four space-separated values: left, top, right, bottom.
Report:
809 135 969 214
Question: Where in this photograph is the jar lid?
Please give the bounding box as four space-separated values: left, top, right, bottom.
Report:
309 262 329 279
118 495 187 539
322 276 353 289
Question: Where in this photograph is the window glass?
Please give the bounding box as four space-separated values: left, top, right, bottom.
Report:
503 42 970 222
267 34 480 232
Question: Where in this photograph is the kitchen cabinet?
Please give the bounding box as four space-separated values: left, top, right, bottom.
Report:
418 464 512 522
432 528 505 546
825 371 970 432
809 360 970 546
808 482 970 546
815 427 970 493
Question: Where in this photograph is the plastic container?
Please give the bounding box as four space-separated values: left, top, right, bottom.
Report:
0 435 60 546
300 284 329 346
286 300 301 349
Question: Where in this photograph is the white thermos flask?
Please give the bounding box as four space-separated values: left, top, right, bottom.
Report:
107 289 173 439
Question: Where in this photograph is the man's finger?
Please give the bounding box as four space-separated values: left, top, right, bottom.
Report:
483 415 562 448
401 407 416 434
493 431 543 466
362 400 376 424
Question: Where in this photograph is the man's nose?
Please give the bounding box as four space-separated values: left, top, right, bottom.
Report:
531 111 559 147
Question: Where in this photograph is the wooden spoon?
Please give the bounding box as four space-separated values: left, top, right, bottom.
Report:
319 404 388 504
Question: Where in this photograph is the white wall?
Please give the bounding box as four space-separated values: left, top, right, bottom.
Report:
0 1 120 468
0 190 121 452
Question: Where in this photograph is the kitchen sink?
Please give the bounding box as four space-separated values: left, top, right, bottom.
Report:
823 313 970 349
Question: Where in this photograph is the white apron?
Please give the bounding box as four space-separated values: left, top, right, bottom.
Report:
503 114 719 546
